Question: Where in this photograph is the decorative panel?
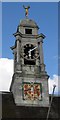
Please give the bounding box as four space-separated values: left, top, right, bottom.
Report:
22 82 42 101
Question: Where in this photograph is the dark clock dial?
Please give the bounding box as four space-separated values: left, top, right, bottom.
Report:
24 44 39 60
24 44 34 59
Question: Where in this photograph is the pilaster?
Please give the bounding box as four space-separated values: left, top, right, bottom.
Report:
37 34 46 72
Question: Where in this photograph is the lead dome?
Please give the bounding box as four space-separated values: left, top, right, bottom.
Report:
19 18 39 29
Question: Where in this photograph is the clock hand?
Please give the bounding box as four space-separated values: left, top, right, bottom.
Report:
28 46 38 57
28 49 31 57
29 46 38 52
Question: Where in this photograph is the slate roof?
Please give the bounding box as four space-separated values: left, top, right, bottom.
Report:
1 92 59 119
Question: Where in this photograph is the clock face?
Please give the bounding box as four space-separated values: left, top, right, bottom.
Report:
24 44 39 60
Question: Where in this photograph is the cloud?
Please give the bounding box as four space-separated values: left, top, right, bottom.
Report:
0 58 59 96
48 75 60 95
0 58 13 91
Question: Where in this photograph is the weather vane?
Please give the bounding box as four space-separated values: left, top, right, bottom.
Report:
23 5 30 17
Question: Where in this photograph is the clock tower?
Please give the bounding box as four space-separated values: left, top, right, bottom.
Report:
10 6 49 107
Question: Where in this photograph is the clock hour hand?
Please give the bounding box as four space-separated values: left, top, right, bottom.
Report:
28 50 31 57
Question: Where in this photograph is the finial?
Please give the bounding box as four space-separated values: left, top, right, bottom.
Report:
23 5 30 17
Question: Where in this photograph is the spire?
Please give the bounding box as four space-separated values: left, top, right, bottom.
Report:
23 5 30 17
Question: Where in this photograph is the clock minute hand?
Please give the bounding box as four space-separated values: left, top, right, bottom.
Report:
28 46 38 57
29 46 38 52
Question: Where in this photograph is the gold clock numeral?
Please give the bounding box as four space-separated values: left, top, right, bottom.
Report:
29 44 31 47
25 55 28 58
35 53 37 57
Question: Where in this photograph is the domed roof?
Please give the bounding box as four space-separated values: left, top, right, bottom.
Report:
19 18 39 29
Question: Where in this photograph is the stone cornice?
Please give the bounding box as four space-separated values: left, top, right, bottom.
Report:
13 32 46 39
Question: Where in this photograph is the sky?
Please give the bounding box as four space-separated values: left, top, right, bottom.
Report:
0 2 59 95
1 0 59 2
2 2 58 76
58 2 60 77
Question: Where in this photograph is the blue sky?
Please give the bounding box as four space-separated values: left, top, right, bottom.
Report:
2 2 58 78
58 2 60 76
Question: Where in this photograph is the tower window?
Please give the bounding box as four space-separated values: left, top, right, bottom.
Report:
24 59 35 65
25 29 32 34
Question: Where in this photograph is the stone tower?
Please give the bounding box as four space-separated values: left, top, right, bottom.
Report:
10 6 49 107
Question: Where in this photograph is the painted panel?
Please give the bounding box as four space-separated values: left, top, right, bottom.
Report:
22 82 42 101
